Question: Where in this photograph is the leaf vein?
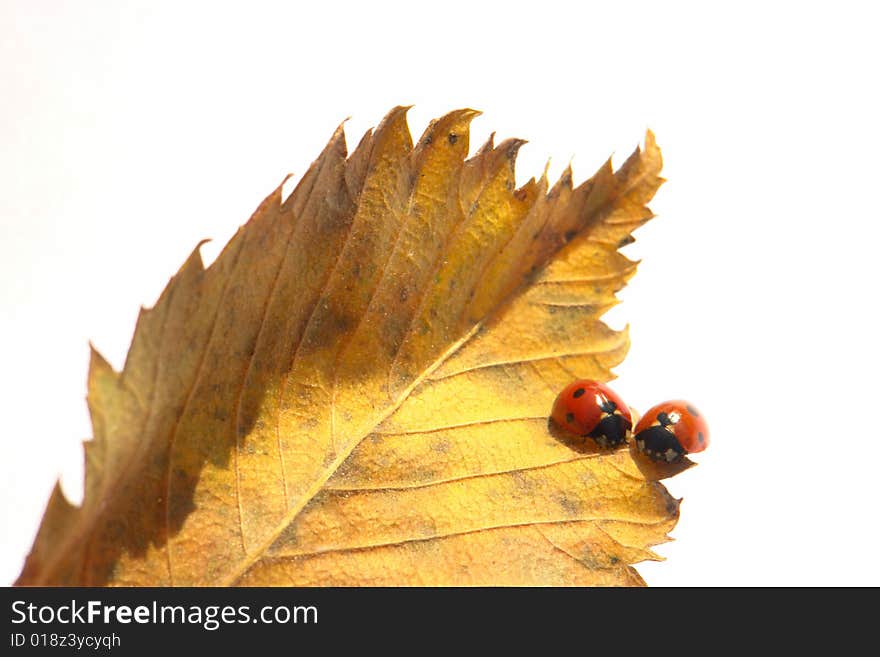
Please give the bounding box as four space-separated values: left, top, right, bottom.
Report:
377 415 547 436
323 451 603 492
428 345 625 382
257 517 669 564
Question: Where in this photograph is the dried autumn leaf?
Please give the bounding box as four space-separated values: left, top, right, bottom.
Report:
18 107 675 587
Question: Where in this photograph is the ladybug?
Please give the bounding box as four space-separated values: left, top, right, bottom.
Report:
634 400 710 462
551 380 633 448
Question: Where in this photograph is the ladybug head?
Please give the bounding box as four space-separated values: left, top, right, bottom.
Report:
598 397 617 415
656 411 680 428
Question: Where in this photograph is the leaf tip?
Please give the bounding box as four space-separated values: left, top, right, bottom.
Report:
505 137 528 159
87 342 114 380
378 104 413 128
445 108 482 132
183 239 210 273
641 129 663 170
326 119 349 154
475 131 496 157
560 162 574 188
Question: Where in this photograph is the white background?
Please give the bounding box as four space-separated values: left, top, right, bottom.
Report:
2 1 878 587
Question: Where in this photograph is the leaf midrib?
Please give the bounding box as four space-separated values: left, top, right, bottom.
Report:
221 321 484 585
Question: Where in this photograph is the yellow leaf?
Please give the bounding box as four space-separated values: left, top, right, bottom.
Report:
17 107 675 587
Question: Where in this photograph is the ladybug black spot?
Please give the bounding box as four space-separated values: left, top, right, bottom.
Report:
698 432 705 444
573 388 586 398
565 412 575 424
687 404 699 416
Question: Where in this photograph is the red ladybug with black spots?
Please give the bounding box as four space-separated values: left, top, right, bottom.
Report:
551 380 633 448
634 400 709 462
